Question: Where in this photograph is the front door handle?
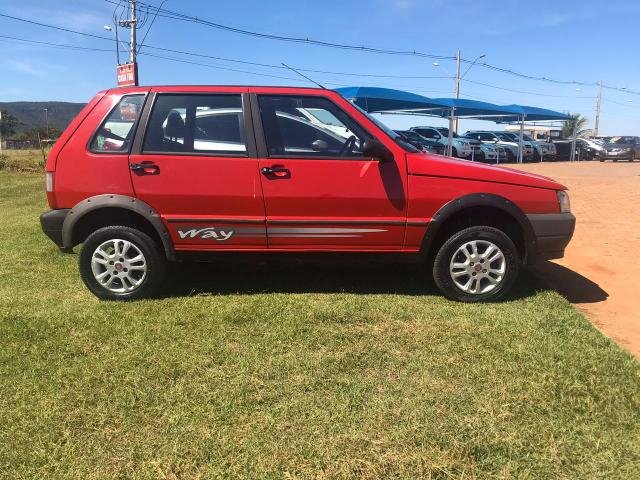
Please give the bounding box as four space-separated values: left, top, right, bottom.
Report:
130 162 160 175
261 165 290 178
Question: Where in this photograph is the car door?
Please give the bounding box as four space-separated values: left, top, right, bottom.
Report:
251 92 407 250
128 89 266 250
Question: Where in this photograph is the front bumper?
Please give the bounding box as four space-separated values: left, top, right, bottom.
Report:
526 212 576 262
603 151 633 160
40 209 70 251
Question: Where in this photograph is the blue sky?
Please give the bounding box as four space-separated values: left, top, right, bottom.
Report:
1 0 639 134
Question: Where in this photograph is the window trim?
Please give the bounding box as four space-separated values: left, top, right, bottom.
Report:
88 93 148 155
252 93 376 161
135 92 256 158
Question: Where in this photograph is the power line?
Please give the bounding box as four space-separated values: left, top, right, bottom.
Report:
110 0 456 60
0 12 453 81
461 78 595 100
0 34 111 52
124 0 640 96
0 32 455 93
2 9 638 99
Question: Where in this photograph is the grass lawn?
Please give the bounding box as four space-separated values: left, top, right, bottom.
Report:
0 149 48 172
1 170 639 479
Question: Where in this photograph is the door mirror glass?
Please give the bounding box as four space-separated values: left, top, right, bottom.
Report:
363 138 393 161
311 139 329 152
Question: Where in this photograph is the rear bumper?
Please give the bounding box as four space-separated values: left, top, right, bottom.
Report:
40 209 70 251
526 213 575 262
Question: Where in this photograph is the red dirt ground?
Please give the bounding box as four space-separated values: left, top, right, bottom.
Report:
512 161 640 358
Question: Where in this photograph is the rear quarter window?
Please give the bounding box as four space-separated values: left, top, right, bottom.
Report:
90 94 145 153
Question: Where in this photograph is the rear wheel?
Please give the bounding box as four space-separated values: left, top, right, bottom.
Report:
79 226 166 300
433 226 519 302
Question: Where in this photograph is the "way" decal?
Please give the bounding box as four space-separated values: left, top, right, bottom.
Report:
177 228 234 241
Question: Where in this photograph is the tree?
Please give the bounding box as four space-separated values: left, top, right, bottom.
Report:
562 113 591 138
0 109 19 138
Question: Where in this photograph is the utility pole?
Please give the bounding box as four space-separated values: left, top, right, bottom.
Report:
114 0 138 87
128 0 137 65
453 49 461 133
594 80 602 137
0 110 3 155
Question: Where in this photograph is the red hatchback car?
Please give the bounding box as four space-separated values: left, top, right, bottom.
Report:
40 85 575 301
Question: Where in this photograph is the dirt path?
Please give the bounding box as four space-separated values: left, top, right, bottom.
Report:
511 161 640 357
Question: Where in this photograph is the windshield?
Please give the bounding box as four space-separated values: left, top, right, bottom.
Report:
609 136 635 144
495 132 516 141
435 127 459 138
351 104 419 152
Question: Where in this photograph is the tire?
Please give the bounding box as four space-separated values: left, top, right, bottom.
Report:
432 226 520 302
79 226 166 300
451 147 458 158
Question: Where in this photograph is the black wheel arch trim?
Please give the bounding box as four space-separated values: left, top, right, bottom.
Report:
420 193 536 261
61 194 175 261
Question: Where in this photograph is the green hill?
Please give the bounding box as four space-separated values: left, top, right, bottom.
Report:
0 101 85 134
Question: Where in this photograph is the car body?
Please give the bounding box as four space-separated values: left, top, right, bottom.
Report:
460 137 508 164
40 85 575 302
574 138 605 160
465 131 536 162
409 126 483 160
394 130 445 155
600 136 640 161
502 132 556 161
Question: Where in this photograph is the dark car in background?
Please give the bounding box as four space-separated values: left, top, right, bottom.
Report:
394 130 445 155
600 136 640 161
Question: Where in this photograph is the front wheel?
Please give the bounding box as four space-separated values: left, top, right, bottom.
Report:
432 226 520 302
79 226 166 300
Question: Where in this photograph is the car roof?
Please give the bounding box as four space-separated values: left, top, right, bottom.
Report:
108 85 330 95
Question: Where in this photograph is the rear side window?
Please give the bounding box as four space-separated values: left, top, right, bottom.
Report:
90 94 145 152
143 94 246 155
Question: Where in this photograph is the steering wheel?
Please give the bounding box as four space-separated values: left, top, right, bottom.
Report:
338 135 357 156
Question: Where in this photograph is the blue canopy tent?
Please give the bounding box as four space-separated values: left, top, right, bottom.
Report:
489 105 571 163
335 86 449 113
335 87 571 162
336 87 468 156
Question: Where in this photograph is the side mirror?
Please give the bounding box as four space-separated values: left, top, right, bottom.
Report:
363 138 393 161
311 139 329 152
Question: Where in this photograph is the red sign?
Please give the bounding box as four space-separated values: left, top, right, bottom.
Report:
116 63 138 87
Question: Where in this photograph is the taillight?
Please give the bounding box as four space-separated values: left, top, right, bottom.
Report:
45 172 54 192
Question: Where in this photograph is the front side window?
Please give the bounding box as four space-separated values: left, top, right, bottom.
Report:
91 94 145 152
258 95 371 158
143 94 246 154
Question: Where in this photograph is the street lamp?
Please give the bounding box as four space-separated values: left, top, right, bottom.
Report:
454 52 485 133
104 24 121 65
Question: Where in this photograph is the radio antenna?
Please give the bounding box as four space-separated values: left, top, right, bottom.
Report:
281 63 326 89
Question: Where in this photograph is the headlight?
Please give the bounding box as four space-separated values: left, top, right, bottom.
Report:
557 190 570 213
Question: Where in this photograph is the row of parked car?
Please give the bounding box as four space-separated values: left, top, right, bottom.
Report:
564 136 640 161
394 127 557 163
395 127 640 163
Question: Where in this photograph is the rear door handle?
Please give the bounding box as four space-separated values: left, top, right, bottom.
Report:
130 162 160 175
261 165 290 178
